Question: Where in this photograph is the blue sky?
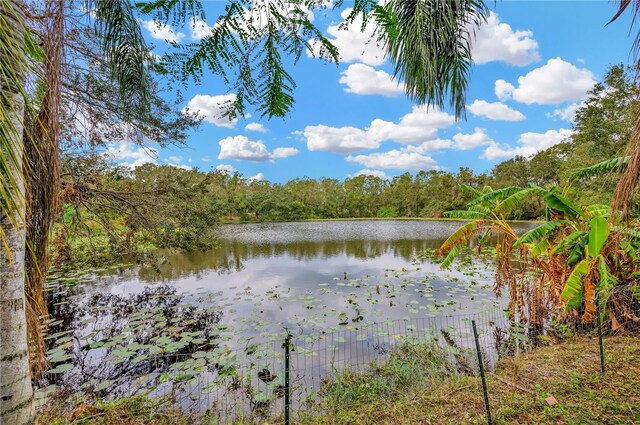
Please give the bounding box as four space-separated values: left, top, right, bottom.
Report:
108 1 636 183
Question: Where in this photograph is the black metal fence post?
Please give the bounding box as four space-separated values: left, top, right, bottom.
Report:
596 294 605 375
472 320 492 425
284 333 292 425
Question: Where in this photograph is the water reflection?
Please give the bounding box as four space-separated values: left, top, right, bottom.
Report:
70 220 532 346
138 238 444 282
46 220 535 417
132 220 534 282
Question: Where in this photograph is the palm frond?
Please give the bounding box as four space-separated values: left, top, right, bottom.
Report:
134 0 205 26
0 0 30 258
159 0 338 119
384 0 488 119
91 0 153 117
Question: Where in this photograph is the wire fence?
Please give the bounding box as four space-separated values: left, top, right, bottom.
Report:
38 288 640 424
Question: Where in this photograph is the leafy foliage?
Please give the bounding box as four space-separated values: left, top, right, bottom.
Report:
158 0 338 119
381 0 488 118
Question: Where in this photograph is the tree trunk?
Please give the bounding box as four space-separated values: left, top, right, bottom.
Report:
0 1 35 423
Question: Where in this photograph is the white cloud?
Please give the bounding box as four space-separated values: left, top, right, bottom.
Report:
104 142 157 168
216 164 237 173
272 147 299 158
351 169 389 179
307 8 386 66
472 12 539 66
303 106 455 154
368 107 455 144
190 18 213 40
453 128 494 150
403 139 453 153
498 58 595 105
304 125 373 153
495 80 515 102
548 102 583 123
483 128 573 160
183 94 238 128
219 136 270 161
346 150 438 171
248 172 265 181
467 100 525 121
141 20 185 43
245 122 268 132
218 135 299 162
339 64 403 97
167 156 182 163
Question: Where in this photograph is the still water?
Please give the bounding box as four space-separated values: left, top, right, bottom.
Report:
65 220 532 345
45 220 534 415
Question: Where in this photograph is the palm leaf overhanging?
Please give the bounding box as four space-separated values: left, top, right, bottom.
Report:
0 0 30 257
382 0 488 119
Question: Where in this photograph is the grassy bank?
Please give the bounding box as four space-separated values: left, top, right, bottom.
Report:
36 336 640 424
300 336 640 425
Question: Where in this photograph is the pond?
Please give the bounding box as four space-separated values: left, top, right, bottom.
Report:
43 219 534 417
55 220 532 341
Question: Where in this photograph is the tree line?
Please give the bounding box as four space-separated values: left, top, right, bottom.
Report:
53 65 638 268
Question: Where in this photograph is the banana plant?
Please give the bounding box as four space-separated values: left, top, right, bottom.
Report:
438 184 549 268
438 184 553 322
514 193 640 321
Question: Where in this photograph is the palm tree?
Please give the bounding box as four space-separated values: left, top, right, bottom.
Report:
0 1 35 423
384 0 488 119
1 0 153 421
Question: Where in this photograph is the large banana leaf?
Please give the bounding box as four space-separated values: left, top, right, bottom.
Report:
530 238 550 258
585 204 610 218
544 192 585 219
551 230 587 255
439 220 486 268
459 183 482 198
441 244 462 269
597 255 617 294
569 156 628 181
467 186 522 207
561 259 590 309
587 216 609 258
496 185 547 215
514 220 565 247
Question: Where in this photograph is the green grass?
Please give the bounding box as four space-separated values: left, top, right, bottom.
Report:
298 336 640 425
